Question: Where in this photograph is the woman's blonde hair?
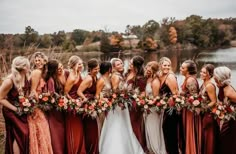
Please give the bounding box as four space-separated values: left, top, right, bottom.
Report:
145 61 159 77
214 66 231 86
68 55 82 69
30 51 48 69
11 56 30 91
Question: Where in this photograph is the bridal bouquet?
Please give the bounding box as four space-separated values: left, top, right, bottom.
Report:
111 91 133 110
211 102 236 122
167 95 186 114
186 94 207 113
96 97 113 114
17 94 36 115
38 93 55 111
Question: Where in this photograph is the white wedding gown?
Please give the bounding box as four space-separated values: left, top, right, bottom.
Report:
144 83 167 154
99 104 145 154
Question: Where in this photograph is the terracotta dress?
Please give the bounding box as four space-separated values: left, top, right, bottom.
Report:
218 86 236 154
83 76 99 154
159 74 179 154
126 76 147 151
2 79 30 154
46 77 66 154
181 76 201 154
66 74 86 154
27 78 53 154
199 83 219 154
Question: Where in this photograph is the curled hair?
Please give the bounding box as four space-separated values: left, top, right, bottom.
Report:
68 55 82 69
202 64 215 78
214 66 231 86
145 61 159 77
11 56 30 91
30 51 48 69
132 56 144 76
159 57 172 66
110 58 122 67
184 60 197 75
100 61 112 75
88 58 99 72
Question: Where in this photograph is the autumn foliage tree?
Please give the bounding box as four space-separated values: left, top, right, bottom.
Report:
169 26 177 44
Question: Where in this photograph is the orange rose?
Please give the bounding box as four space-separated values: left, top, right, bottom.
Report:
42 96 49 102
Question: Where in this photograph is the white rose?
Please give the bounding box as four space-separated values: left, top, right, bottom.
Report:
192 100 200 106
144 105 148 109
216 110 220 115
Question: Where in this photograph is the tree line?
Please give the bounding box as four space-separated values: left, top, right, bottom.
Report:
0 15 236 52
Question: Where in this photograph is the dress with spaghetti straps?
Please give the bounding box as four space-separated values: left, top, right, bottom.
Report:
218 85 236 154
159 73 179 154
199 83 219 154
180 76 200 154
2 78 30 154
83 75 99 154
46 75 67 154
66 73 86 154
145 82 166 154
27 77 53 154
126 75 147 151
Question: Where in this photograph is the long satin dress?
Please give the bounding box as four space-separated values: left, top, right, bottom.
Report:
99 73 144 154
126 76 147 151
83 76 99 154
218 86 236 154
46 77 66 154
2 79 30 154
145 82 166 154
159 74 179 154
180 76 201 154
199 83 219 154
27 78 53 154
66 74 86 154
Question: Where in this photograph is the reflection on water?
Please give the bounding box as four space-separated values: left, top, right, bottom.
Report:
79 47 236 87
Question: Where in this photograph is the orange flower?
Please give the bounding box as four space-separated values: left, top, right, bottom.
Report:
212 107 217 113
42 96 49 102
19 97 26 103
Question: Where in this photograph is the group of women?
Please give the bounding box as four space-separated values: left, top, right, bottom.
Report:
0 52 236 154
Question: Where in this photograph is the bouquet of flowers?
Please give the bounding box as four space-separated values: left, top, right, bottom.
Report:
17 94 36 115
111 91 133 110
211 102 236 122
96 97 113 114
83 99 98 118
155 96 169 113
134 95 157 114
38 93 55 111
167 95 186 114
186 94 207 113
56 95 70 111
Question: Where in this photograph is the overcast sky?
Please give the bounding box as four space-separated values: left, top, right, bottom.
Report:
0 0 235 34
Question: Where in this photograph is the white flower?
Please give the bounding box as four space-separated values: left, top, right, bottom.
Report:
160 100 166 105
22 102 28 106
102 107 106 111
98 109 102 113
91 111 98 118
38 94 43 99
144 105 148 109
64 105 68 110
104 104 108 108
230 106 235 111
23 107 29 112
176 98 181 102
216 110 220 115
133 94 138 99
192 100 200 106
51 98 55 104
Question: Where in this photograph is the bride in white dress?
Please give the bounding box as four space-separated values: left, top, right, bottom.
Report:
99 58 144 154
144 61 166 154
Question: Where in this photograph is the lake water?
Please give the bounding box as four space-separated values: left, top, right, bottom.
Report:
77 47 236 88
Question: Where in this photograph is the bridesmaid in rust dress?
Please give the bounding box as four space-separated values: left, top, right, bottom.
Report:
77 58 100 154
214 66 236 154
45 60 67 154
125 56 147 151
64 56 86 154
158 57 179 154
0 56 30 154
199 64 219 154
180 60 201 154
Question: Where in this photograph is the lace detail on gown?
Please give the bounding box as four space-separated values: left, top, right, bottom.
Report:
144 83 167 154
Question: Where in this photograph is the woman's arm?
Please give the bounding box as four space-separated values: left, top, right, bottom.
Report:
0 78 18 112
95 78 105 99
30 69 42 98
77 76 92 101
152 78 160 97
206 83 217 107
166 74 179 95
111 74 119 92
64 74 76 98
